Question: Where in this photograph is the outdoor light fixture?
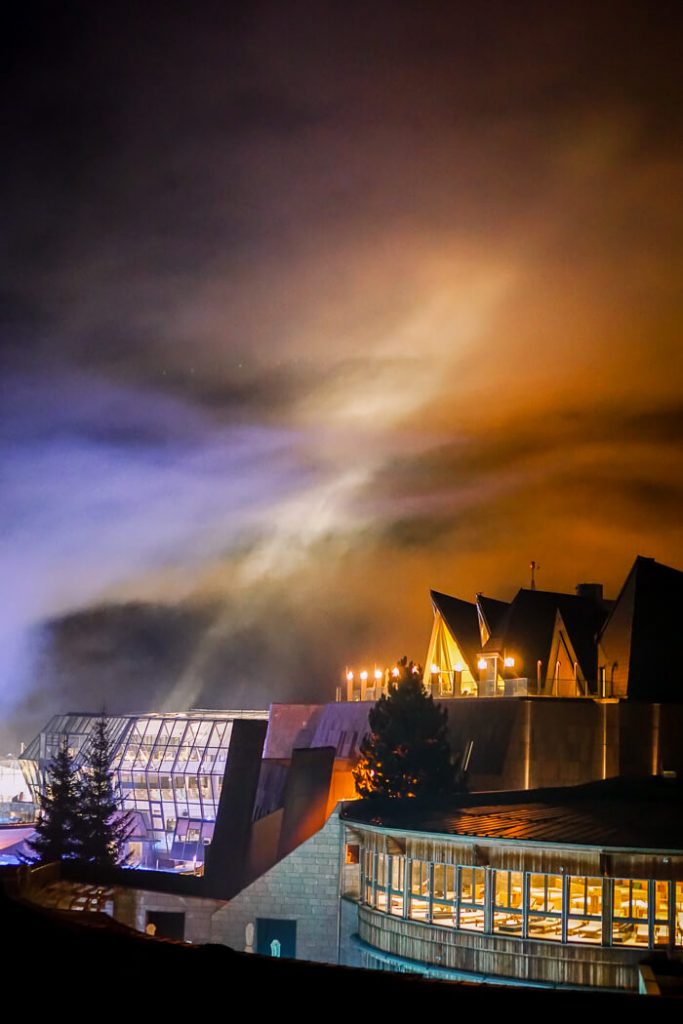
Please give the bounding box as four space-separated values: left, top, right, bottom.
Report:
454 662 463 673
391 668 400 678
478 658 487 670
374 669 382 680
346 670 354 681
360 670 368 681
504 656 515 668
431 663 439 674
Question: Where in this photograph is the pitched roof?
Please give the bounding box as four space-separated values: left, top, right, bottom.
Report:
476 595 509 637
482 588 607 681
430 591 481 671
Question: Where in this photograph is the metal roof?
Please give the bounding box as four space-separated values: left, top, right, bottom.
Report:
342 777 683 850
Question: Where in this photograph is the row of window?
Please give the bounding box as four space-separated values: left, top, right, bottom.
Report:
361 852 683 948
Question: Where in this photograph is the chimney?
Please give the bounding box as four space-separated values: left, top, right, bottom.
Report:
575 582 604 603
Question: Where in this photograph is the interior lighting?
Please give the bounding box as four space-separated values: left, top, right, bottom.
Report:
431 663 440 674
454 662 463 673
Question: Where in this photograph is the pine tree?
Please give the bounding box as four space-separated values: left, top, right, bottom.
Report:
353 657 455 800
27 737 81 863
77 717 133 868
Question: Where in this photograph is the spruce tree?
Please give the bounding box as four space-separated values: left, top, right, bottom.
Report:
353 657 454 800
27 737 81 863
78 717 133 868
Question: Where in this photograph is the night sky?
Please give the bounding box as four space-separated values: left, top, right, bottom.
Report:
2 2 682 747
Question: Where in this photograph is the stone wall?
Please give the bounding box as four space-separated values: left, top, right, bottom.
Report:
210 809 343 964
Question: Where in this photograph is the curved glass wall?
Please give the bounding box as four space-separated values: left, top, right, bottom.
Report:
360 851 683 951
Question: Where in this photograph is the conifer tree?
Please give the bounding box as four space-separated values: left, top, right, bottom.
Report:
78 717 133 868
27 737 81 863
353 657 455 800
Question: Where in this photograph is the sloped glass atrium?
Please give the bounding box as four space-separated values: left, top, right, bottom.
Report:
20 710 268 867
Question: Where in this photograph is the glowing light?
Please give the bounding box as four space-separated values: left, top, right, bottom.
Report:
411 666 420 674
454 662 463 673
478 658 487 670
360 670 368 681
391 667 400 678
504 656 515 668
374 669 383 680
431 663 440 674
346 671 354 681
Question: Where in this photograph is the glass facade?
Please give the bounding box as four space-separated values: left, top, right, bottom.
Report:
360 850 683 951
20 710 268 865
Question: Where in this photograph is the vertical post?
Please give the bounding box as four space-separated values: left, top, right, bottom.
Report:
602 700 608 780
523 700 532 790
484 868 493 934
602 877 612 947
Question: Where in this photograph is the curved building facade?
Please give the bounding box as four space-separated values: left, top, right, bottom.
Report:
342 779 683 990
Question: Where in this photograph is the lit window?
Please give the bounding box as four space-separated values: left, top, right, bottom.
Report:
612 879 649 947
493 870 523 935
567 876 602 944
528 874 563 941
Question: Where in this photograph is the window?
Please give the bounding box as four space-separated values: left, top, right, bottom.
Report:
653 881 670 947
493 870 523 935
567 876 602 944
363 849 374 906
612 879 649 947
345 843 360 865
458 867 485 931
388 856 405 916
409 860 430 921
376 853 389 911
528 874 562 940
676 883 683 947
432 864 456 926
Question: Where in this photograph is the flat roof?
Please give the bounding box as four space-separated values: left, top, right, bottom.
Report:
342 777 683 851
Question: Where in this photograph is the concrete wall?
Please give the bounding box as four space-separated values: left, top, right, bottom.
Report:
210 809 343 964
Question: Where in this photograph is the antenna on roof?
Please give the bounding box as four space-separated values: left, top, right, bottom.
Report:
529 560 540 590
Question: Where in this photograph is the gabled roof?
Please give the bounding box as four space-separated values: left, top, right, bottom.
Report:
430 590 481 672
483 588 607 681
476 595 509 637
